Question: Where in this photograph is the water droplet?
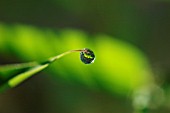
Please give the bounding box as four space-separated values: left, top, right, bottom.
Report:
80 48 95 64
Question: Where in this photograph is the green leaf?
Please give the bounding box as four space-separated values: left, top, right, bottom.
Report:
0 61 48 92
8 63 49 88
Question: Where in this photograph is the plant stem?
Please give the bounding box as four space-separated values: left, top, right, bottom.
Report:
0 49 84 92
0 49 83 71
48 49 83 63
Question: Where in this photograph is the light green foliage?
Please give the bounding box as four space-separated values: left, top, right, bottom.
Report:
0 23 153 95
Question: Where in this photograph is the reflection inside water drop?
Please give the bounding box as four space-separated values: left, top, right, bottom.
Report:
80 48 95 64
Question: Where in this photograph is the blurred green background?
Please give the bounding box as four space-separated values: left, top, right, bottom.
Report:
0 0 170 113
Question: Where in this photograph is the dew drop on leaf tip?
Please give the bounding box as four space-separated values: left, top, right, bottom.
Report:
80 48 95 64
